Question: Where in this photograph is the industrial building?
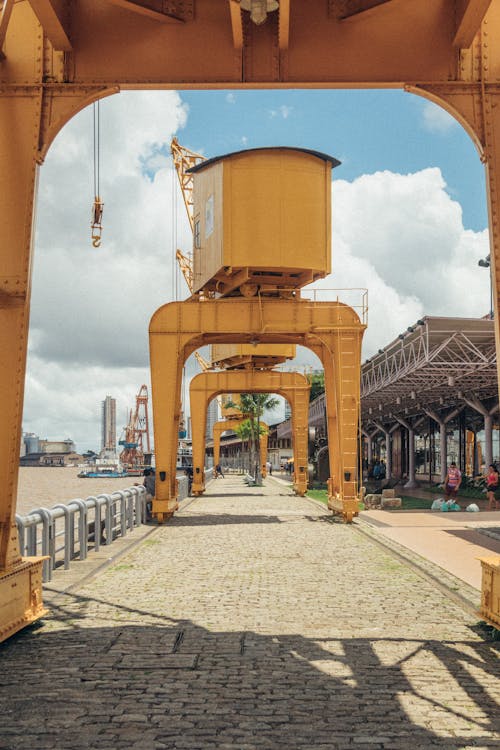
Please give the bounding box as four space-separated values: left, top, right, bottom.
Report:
20 433 80 467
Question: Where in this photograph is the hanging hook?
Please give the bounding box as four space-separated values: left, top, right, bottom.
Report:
91 195 104 247
91 101 103 247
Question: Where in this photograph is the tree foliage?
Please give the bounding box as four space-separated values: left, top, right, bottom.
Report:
226 393 279 480
307 370 325 402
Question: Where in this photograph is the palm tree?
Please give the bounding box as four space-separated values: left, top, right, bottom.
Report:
234 419 253 472
235 393 280 483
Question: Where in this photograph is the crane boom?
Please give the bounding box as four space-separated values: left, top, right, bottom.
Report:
170 137 205 232
176 249 193 292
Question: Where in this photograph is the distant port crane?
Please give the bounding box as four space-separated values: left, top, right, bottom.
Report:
119 385 151 472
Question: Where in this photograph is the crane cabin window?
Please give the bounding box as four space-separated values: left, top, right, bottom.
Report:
205 195 214 238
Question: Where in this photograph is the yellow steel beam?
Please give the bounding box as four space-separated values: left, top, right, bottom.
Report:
333 0 393 21
453 0 493 48
28 0 72 50
1 1 483 88
106 0 185 24
278 0 290 51
229 0 243 50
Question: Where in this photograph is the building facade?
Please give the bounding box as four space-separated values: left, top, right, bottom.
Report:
101 396 117 452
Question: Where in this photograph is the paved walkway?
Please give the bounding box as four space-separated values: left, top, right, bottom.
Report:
359 509 500 590
1 476 499 749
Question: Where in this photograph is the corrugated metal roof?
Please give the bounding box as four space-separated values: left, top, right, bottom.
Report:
187 147 341 173
361 316 497 421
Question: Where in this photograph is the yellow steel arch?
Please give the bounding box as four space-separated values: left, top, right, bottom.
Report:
188 371 310 499
2 0 500 638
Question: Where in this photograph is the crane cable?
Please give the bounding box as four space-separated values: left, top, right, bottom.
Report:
91 100 104 247
171 163 176 300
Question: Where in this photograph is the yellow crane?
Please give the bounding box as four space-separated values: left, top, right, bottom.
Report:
170 137 205 233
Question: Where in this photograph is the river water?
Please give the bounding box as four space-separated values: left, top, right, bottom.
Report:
16 466 143 517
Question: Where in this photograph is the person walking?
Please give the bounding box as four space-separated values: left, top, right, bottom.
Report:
214 463 224 478
143 468 155 520
444 462 462 504
484 463 500 511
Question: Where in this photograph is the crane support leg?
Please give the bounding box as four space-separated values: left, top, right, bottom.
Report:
149 329 194 521
310 333 362 521
190 392 208 496
259 430 269 478
0 95 47 641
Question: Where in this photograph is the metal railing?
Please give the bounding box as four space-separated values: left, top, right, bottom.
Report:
301 287 368 325
16 487 147 582
16 476 190 583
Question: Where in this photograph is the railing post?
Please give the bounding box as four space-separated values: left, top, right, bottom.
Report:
117 491 127 537
102 494 113 545
15 515 25 557
124 489 134 531
68 499 88 560
30 508 53 582
52 504 72 570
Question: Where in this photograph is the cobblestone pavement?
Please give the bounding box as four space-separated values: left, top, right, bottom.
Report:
1 476 499 749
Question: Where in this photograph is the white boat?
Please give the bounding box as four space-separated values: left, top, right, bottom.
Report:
78 451 127 478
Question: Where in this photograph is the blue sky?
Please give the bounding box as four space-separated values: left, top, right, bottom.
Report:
178 90 487 232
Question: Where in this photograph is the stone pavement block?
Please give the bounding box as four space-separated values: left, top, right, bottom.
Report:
1 475 499 749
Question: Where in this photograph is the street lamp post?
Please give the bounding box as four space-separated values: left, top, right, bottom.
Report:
478 254 493 319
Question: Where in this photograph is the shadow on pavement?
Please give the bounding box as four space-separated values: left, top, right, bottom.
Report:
444 527 500 553
1 590 499 749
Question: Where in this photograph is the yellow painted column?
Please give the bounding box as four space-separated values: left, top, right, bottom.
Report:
149 321 192 520
259 428 269 477
0 92 48 640
290 389 309 496
483 92 500 398
318 330 363 522
188 383 208 496
0 94 40 570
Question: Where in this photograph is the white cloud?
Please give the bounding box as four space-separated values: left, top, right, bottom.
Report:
269 104 293 119
25 91 191 451
421 101 458 134
306 168 489 358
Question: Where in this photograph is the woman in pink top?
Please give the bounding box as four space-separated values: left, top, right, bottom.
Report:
444 462 462 502
485 463 500 511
